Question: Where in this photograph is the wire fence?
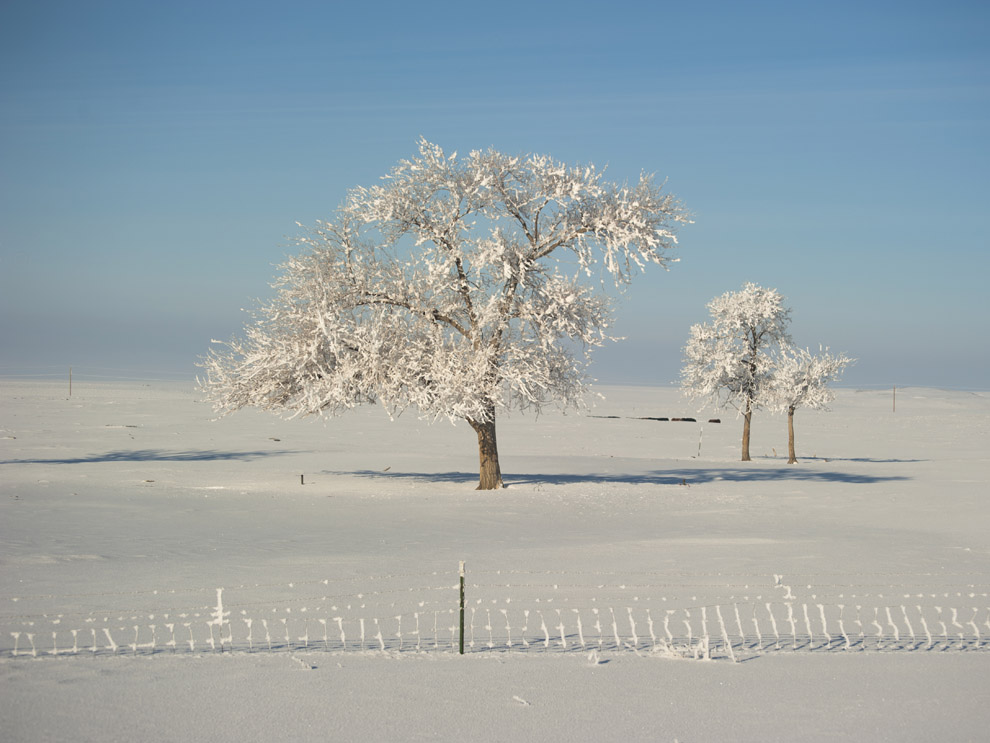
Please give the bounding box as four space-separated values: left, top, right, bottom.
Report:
4 568 989 661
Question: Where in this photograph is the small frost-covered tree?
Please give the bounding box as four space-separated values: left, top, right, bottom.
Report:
201 139 689 489
770 346 852 463
681 283 792 461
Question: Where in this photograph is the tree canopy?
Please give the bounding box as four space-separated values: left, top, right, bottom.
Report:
202 139 689 488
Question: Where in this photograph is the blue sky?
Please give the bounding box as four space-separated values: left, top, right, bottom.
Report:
1 0 987 388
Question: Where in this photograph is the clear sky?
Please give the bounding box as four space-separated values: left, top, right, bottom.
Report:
1 0 988 388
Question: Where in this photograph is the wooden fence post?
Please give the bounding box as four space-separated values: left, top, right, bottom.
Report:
459 561 465 655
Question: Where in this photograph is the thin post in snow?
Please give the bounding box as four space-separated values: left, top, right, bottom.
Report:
69 366 72 398
893 385 896 413
459 561 465 655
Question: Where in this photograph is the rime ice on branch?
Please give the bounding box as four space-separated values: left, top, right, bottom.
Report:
201 139 690 489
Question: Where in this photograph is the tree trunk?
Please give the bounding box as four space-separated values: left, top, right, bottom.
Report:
741 408 752 462
741 347 757 462
787 405 797 463
468 414 503 490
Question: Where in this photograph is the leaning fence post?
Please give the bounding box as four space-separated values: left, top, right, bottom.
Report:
459 561 466 655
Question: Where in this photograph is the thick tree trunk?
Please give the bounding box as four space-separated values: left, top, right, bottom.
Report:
741 408 752 462
787 406 797 463
468 414 503 490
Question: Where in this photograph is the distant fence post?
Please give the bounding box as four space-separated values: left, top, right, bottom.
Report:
459 561 465 655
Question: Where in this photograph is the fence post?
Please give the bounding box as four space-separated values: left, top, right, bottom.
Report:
459 561 465 655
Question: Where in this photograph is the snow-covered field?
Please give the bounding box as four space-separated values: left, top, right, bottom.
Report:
2 379 988 741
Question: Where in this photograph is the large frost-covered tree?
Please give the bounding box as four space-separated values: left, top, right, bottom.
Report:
681 283 792 461
769 346 852 463
201 139 689 489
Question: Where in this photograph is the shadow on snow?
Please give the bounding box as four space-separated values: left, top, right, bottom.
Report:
332 467 910 486
799 457 926 464
2 449 303 465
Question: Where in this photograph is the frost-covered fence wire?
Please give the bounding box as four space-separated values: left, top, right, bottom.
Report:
3 569 989 659
2 570 461 658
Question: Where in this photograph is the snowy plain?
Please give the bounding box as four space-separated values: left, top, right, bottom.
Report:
1 379 989 742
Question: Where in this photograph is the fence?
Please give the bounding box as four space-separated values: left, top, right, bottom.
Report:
4 567 989 661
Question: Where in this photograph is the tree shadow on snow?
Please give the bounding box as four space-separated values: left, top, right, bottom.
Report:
800 456 926 464
335 467 910 487
2 449 303 465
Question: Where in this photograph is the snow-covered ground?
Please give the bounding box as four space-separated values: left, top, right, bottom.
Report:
2 380 988 741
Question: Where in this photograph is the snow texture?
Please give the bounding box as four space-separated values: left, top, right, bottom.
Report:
1 379 989 741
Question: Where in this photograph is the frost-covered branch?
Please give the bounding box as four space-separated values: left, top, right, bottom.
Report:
769 346 853 416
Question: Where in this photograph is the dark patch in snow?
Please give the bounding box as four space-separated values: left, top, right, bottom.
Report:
2 449 303 465
332 467 911 487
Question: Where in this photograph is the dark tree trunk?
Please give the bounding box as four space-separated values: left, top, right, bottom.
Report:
741 406 753 462
741 346 757 462
468 413 503 490
787 405 797 463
